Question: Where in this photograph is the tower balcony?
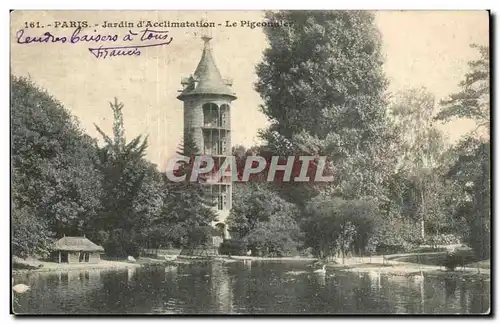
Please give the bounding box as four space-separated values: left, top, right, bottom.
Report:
203 103 230 130
203 130 231 156
202 183 232 212
204 173 233 184
201 124 231 131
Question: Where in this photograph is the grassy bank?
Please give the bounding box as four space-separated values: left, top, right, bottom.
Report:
12 259 141 274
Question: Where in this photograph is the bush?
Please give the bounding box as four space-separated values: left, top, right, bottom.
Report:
368 231 415 255
219 239 247 256
425 234 461 247
304 197 381 258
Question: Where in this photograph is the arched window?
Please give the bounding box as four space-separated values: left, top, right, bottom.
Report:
220 104 230 128
203 103 219 127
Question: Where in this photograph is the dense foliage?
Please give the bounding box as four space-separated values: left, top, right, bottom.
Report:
255 11 397 204
11 76 102 257
435 44 490 259
226 11 490 260
11 78 217 258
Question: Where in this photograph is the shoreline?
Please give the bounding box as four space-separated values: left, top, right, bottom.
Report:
325 255 491 277
12 254 490 278
334 262 491 276
175 255 317 262
228 256 317 261
13 259 142 274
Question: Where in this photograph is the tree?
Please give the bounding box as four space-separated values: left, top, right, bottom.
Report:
303 196 381 259
435 44 490 259
436 44 489 135
11 76 102 253
161 130 218 249
93 98 163 256
389 88 449 241
255 10 397 204
446 138 490 258
228 182 298 239
246 211 303 257
12 202 53 259
335 221 356 264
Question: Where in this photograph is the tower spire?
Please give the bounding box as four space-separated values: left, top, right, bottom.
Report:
177 19 236 101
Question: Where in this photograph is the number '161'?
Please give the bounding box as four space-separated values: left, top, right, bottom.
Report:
24 22 41 28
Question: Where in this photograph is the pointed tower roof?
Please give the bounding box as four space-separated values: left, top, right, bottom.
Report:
177 36 236 100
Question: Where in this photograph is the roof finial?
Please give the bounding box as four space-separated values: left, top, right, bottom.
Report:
202 35 212 45
200 14 212 47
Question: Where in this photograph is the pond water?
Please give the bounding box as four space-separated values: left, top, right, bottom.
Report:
12 261 490 315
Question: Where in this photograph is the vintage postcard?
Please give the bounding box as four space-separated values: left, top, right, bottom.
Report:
10 10 490 315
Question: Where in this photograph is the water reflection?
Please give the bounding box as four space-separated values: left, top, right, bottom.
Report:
211 262 233 313
165 265 178 276
127 267 136 284
316 273 326 286
367 271 381 291
12 262 490 315
444 278 458 301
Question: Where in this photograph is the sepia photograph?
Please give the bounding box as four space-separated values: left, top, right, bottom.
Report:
10 9 490 315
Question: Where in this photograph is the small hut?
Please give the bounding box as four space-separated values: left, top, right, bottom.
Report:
53 236 105 264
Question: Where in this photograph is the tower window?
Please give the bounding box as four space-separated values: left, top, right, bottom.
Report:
203 103 219 127
220 104 230 129
217 186 228 210
216 138 222 155
218 111 223 128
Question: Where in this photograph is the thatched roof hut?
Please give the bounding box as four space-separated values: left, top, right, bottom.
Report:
53 236 104 263
54 236 104 252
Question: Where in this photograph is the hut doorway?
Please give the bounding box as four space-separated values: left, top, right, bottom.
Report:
60 252 68 263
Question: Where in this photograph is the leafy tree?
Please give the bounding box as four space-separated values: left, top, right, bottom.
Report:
228 182 298 239
255 10 397 204
246 211 303 257
436 44 489 134
389 88 449 240
446 138 490 258
11 202 53 258
11 76 102 253
228 174 303 256
335 221 356 264
161 130 217 249
435 44 490 258
92 98 163 256
303 196 381 259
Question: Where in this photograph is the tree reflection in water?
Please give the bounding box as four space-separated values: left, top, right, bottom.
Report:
12 262 490 314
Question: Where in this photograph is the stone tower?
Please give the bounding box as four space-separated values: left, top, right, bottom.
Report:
177 35 236 246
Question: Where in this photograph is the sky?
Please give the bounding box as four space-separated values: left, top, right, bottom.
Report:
10 10 489 170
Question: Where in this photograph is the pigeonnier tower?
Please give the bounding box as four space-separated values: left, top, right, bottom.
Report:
177 34 236 249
